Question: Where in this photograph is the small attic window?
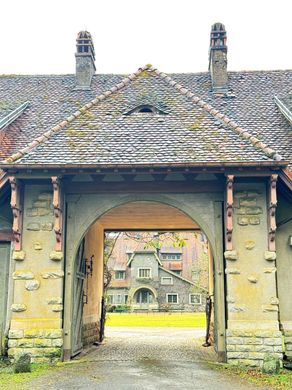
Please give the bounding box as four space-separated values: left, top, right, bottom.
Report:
138 106 155 113
124 104 168 116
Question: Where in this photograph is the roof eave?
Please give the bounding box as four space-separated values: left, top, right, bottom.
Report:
0 161 288 171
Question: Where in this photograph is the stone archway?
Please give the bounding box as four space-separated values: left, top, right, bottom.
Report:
63 195 225 361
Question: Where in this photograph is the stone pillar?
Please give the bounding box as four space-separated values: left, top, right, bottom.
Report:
224 182 282 368
8 185 64 363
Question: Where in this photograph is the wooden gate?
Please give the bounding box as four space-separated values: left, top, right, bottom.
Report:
0 243 10 356
71 239 86 356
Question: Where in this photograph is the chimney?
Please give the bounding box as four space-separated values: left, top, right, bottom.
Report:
75 31 96 90
208 23 228 92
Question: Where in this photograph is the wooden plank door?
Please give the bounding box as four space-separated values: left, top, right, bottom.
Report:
71 239 86 356
0 243 10 356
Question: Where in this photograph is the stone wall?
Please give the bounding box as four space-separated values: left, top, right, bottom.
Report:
82 322 100 346
8 185 63 362
225 183 283 367
226 330 282 367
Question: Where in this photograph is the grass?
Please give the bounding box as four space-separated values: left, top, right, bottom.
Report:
106 312 206 327
0 361 60 390
208 362 292 390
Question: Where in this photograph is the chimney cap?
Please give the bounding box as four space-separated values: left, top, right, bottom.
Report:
210 22 227 51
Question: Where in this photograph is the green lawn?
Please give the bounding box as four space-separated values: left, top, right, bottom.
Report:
106 312 206 327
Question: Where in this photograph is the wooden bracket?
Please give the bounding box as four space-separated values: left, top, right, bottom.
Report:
225 175 234 251
9 177 23 250
268 174 278 251
52 176 63 251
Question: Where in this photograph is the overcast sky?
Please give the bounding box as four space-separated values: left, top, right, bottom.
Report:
1 0 291 75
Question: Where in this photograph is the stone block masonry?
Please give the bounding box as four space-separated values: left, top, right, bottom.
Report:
226 330 283 368
8 329 63 363
284 331 292 360
82 322 100 346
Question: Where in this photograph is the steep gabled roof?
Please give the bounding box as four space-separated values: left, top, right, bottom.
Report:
158 266 207 292
127 249 162 267
0 65 285 168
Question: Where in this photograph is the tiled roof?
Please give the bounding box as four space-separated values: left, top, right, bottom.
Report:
0 66 291 168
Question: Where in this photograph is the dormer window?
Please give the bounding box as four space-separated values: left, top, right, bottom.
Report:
124 104 168 116
137 105 155 113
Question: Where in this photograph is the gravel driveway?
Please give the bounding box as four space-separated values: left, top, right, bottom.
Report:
27 327 270 390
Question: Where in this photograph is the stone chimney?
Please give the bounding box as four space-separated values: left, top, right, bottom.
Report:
75 31 96 90
208 23 228 92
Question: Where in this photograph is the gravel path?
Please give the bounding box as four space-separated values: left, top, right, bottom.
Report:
27 327 270 390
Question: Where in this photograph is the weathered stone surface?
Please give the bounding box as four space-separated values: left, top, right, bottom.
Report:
8 339 18 348
245 240 256 250
236 208 246 215
38 192 52 201
33 242 43 250
12 250 26 261
25 279 40 291
245 338 263 345
227 337 243 345
262 305 279 312
38 208 51 216
41 270 64 279
14 353 31 373
229 359 260 368
270 297 279 305
11 304 27 312
229 306 245 313
27 222 40 231
49 251 63 261
51 338 63 347
226 296 235 303
225 267 240 274
13 271 34 280
41 222 54 231
47 297 62 305
237 217 248 226
9 347 61 359
9 329 24 339
240 198 257 207
224 250 237 261
51 304 63 312
264 338 282 346
24 329 62 339
262 354 281 374
236 345 254 352
249 216 260 225
264 251 276 261
248 275 258 283
33 200 49 208
264 267 277 273
255 345 274 353
27 208 38 217
245 206 263 215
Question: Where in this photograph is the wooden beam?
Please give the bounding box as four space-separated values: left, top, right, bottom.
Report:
225 175 234 251
52 176 63 251
9 177 23 250
65 181 224 194
268 174 278 251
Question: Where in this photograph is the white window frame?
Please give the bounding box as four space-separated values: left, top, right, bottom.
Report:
161 276 173 285
115 270 125 280
189 293 202 305
166 293 179 304
115 294 122 304
107 294 114 304
138 267 152 278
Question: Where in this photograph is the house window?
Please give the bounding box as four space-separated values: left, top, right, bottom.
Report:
138 268 151 278
176 254 181 260
162 255 167 260
115 271 125 280
166 294 178 304
124 294 128 304
161 276 173 285
107 295 113 304
171 270 182 276
116 294 122 304
189 294 202 305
